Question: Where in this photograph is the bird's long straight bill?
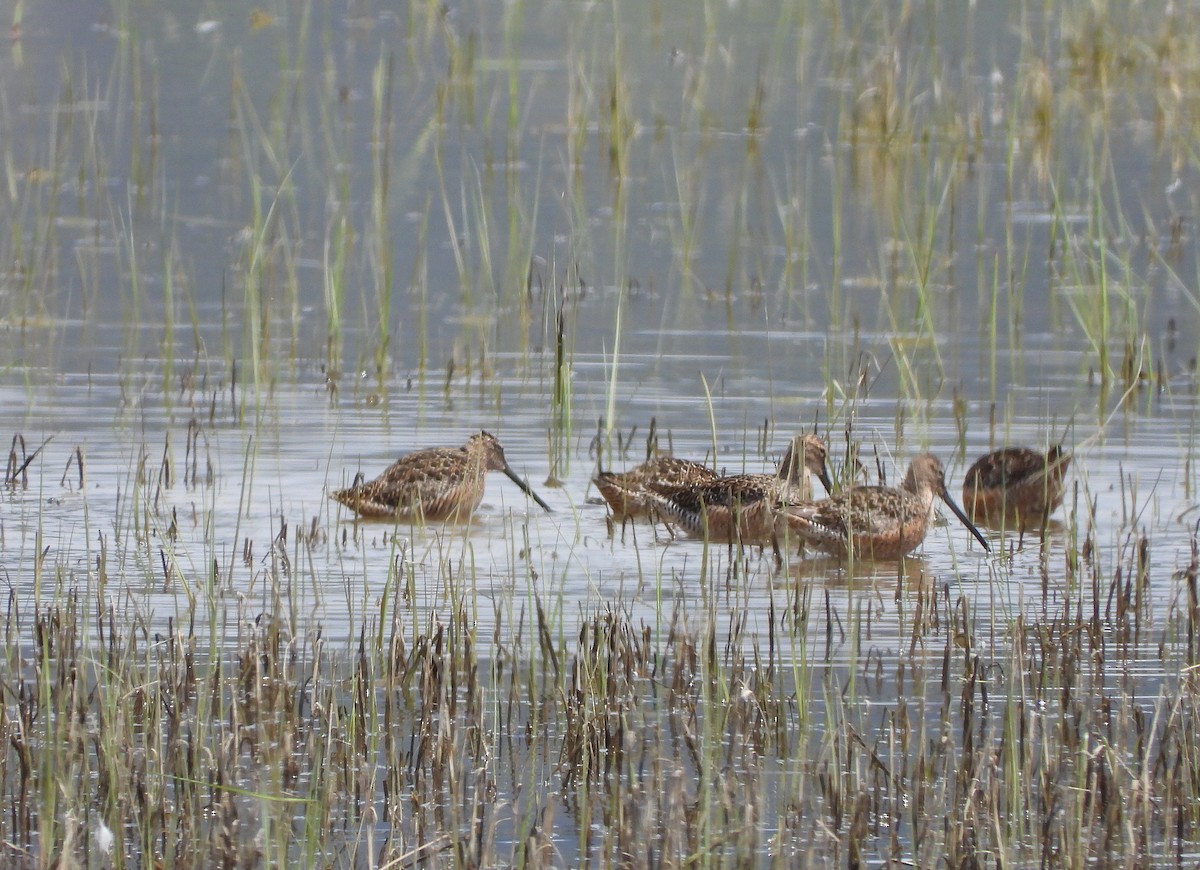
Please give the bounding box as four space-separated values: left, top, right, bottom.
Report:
502 465 553 513
942 493 991 552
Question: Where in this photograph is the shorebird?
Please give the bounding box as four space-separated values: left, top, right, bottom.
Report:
594 455 719 524
780 453 990 560
331 431 552 521
643 434 835 546
962 445 1071 529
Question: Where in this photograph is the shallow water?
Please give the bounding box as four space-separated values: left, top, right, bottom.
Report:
6 0 1200 865
3 350 1191 667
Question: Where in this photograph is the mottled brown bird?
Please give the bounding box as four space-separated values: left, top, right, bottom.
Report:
781 453 990 560
642 434 835 545
594 456 719 523
332 431 551 521
962 445 1070 529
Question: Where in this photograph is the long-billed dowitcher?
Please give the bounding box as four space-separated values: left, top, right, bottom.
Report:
644 434 835 545
962 445 1070 529
331 431 552 521
594 455 719 524
780 453 990 560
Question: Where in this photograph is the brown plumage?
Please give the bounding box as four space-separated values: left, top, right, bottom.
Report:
642 434 835 545
331 431 552 521
594 456 719 523
781 453 990 560
962 445 1070 529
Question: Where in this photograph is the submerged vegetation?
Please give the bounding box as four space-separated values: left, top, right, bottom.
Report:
1 0 1200 866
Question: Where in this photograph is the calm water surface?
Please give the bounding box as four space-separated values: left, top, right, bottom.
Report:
0 0 1197 714
7 7 1200 864
2 351 1192 669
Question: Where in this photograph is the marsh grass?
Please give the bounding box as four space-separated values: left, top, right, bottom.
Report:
6 497 1200 867
5 0 1200 866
